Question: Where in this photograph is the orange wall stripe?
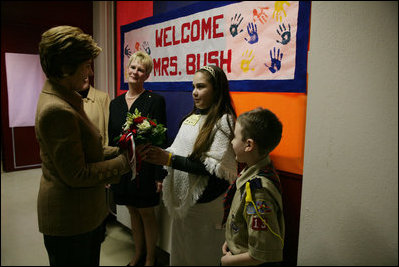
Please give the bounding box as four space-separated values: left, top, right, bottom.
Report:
231 92 307 175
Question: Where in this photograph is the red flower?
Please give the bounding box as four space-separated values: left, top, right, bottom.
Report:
118 132 131 149
149 120 156 126
134 116 147 124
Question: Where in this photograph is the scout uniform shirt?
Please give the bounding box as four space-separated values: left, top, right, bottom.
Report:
225 156 285 263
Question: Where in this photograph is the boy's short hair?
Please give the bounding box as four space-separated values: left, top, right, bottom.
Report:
237 107 283 154
128 51 153 75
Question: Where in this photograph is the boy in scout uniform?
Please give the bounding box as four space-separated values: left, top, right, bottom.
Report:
221 108 284 266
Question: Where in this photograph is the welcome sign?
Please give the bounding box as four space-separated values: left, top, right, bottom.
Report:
121 1 310 92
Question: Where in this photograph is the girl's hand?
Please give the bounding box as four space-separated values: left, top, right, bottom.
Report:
135 143 151 161
145 146 170 166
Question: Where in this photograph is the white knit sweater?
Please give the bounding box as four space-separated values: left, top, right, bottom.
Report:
162 113 237 219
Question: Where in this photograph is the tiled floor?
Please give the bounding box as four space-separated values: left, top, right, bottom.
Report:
1 167 166 266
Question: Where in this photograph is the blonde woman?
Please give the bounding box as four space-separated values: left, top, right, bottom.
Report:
108 51 167 266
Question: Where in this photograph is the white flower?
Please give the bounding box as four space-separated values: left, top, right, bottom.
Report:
137 120 151 132
123 122 130 131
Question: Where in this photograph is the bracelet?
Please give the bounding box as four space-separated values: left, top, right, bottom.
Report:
166 152 173 166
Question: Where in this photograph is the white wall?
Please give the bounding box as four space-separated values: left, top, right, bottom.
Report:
298 2 398 266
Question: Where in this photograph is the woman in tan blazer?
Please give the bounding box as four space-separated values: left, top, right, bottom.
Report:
35 25 131 266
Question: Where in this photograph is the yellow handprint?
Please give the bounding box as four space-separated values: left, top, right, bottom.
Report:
240 50 255 73
273 1 291 22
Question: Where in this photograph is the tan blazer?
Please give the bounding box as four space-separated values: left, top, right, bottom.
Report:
83 86 110 146
35 80 130 236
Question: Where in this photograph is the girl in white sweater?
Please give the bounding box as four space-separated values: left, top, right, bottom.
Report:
146 65 238 266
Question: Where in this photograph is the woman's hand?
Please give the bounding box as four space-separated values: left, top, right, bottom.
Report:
120 148 134 167
145 146 170 166
155 180 163 193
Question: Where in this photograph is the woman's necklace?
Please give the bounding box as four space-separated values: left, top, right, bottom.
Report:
125 89 145 100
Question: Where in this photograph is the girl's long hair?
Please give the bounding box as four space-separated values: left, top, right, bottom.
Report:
185 65 237 161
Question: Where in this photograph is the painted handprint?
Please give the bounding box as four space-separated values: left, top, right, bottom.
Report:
230 13 244 37
142 41 151 55
240 50 255 73
273 1 291 22
124 44 132 57
244 23 258 44
276 23 291 45
253 6 269 24
264 47 283 74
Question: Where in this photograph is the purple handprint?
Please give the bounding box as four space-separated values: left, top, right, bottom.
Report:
264 47 283 73
244 22 258 44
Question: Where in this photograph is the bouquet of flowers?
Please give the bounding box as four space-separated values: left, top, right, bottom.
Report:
114 108 167 179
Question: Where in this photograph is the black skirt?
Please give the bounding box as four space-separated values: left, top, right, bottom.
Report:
110 162 160 208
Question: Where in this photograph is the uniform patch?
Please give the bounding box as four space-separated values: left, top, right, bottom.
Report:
246 200 272 215
251 217 268 231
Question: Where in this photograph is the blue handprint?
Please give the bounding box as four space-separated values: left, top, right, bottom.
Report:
244 22 258 44
124 44 132 57
276 23 291 45
142 41 151 55
264 47 283 73
230 13 244 37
